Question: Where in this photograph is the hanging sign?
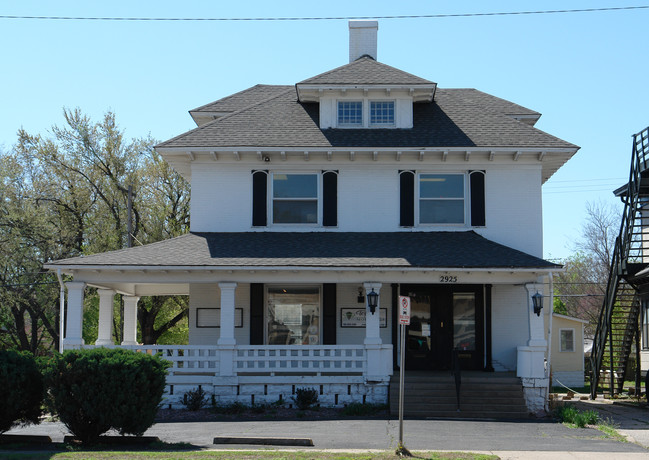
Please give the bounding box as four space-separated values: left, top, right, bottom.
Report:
398 296 411 325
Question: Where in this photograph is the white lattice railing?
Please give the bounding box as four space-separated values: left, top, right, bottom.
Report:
85 345 221 373
234 345 366 374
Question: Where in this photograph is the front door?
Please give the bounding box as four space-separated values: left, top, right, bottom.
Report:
401 284 484 371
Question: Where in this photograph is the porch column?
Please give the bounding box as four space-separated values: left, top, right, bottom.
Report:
218 282 237 346
63 281 85 348
218 282 237 378
517 282 549 413
95 289 115 346
363 282 382 345
121 295 140 346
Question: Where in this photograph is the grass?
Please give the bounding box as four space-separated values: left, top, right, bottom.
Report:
554 404 599 428
0 451 499 460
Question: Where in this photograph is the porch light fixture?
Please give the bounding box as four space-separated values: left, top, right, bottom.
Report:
532 292 543 317
357 287 365 303
367 288 379 315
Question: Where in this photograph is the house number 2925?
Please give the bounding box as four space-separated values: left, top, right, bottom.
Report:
439 275 457 283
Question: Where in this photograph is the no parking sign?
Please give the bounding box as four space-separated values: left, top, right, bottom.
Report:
398 296 410 325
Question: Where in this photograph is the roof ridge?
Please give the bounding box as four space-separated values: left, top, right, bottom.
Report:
156 88 295 148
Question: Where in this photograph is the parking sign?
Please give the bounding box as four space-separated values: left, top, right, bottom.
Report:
398 296 411 325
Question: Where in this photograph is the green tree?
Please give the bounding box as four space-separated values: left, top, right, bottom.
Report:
1 109 191 351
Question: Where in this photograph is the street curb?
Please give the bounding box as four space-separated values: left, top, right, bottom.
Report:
213 436 314 446
0 434 52 444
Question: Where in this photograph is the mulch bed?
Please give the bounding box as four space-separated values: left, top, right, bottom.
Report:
155 406 386 422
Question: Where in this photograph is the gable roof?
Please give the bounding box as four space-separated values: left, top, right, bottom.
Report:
45 231 559 270
297 57 434 86
190 84 293 114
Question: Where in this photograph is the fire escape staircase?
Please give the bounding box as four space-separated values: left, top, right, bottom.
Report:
590 127 649 398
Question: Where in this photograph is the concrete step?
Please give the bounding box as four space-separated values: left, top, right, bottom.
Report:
388 372 529 419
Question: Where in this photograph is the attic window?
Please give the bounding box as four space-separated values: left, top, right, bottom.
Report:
370 101 394 126
337 101 363 126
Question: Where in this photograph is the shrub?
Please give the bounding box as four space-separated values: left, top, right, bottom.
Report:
292 387 318 410
45 348 170 443
0 350 44 434
182 387 208 411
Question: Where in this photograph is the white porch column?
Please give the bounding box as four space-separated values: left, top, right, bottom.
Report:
363 282 386 381
63 281 85 348
95 289 115 346
363 282 382 345
218 282 237 378
121 295 140 346
218 282 237 346
517 282 549 414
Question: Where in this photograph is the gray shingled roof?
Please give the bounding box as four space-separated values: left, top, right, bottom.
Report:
190 85 292 114
297 57 435 86
45 231 559 270
156 87 576 150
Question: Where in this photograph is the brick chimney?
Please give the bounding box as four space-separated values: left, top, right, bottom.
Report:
349 20 378 62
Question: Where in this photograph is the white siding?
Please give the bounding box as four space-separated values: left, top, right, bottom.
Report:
189 159 544 257
189 283 250 345
492 285 529 371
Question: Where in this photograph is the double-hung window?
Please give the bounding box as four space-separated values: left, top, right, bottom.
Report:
419 173 465 224
272 173 318 224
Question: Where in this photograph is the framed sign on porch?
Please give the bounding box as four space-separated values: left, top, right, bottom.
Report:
341 308 387 328
196 308 243 328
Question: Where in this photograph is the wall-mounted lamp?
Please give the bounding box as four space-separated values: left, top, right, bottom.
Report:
532 292 543 317
357 287 365 303
367 288 379 315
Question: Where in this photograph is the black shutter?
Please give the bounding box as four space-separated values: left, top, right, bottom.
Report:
322 171 338 227
250 283 264 344
470 171 486 227
252 171 267 227
322 284 337 344
399 171 415 227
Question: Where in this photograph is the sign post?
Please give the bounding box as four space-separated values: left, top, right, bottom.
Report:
397 295 411 456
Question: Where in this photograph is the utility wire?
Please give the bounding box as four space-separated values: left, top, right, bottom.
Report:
1 6 648 22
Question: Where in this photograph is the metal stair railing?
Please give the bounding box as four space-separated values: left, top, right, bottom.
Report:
590 127 649 399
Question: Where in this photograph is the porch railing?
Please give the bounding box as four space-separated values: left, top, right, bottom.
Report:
234 345 366 374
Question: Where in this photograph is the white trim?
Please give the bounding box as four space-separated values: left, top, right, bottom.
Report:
552 313 589 324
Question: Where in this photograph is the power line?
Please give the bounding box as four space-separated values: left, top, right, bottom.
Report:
1 6 648 22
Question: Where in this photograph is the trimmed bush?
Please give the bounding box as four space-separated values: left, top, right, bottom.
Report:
0 350 44 434
182 386 208 411
45 348 170 443
292 387 318 410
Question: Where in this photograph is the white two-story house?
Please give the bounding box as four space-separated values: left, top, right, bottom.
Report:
46 21 579 413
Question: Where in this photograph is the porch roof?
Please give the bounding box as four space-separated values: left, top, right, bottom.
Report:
45 231 559 271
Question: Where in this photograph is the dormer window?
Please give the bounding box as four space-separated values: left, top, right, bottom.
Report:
370 101 394 126
337 101 363 126
336 99 397 128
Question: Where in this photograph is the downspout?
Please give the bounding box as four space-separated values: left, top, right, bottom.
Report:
56 269 65 353
545 272 555 412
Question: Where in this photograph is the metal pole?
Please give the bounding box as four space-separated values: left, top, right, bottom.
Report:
399 322 406 446
127 185 133 248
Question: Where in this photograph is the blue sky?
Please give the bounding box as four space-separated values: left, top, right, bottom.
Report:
1 1 647 261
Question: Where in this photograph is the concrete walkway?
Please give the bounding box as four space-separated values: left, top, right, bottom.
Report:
4 401 649 459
